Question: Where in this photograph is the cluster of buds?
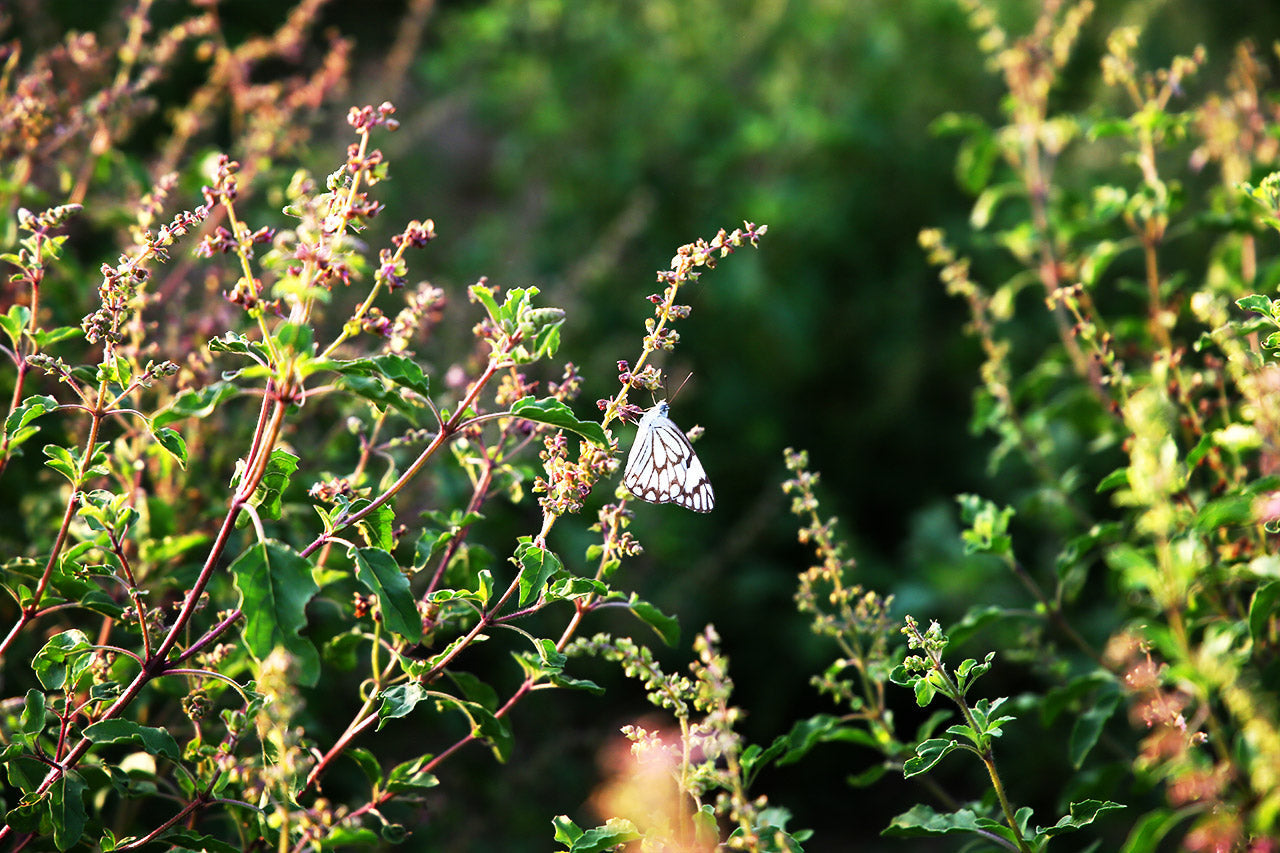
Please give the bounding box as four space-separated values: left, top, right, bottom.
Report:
658 222 768 286
347 101 399 133
391 219 437 250
201 154 240 208
494 370 537 409
533 432 616 516
359 306 392 336
548 362 582 402
308 477 355 503
83 204 209 344
388 282 446 354
592 500 641 564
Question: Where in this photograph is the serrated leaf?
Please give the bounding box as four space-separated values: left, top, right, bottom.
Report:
1236 293 1273 316
151 426 187 468
208 331 270 363
229 541 320 686
347 499 396 551
352 548 422 641
514 539 563 606
337 373 426 425
261 449 300 519
83 719 181 762
1039 800 1126 836
33 630 93 691
19 690 46 736
510 397 608 447
903 738 957 777
368 353 432 398
553 816 642 853
884 803 988 837
377 682 430 726
4 394 58 443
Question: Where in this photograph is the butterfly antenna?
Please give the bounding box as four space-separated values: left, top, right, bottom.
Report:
670 372 694 402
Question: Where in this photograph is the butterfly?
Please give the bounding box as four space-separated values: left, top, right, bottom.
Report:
623 401 714 512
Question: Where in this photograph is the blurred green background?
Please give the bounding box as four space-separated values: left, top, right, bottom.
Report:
14 0 1280 848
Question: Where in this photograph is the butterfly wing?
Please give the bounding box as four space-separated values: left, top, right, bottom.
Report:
624 403 715 512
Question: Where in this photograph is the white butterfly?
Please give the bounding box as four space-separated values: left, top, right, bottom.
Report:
623 401 714 512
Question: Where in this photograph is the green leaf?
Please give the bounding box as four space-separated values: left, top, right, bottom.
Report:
956 494 1013 557
248 450 299 520
208 331 271 363
903 738 957 777
1236 293 1273 317
4 394 58 453
774 714 879 766
848 763 890 787
4 796 47 833
19 690 46 736
1250 581 1280 645
510 396 609 447
547 576 608 600
1119 808 1194 853
152 382 238 429
1069 683 1121 768
626 595 680 646
352 548 422 641
43 444 79 484
553 815 584 847
552 816 642 853
387 755 439 795
83 719 182 762
435 694 514 762
229 541 320 686
347 499 396 551
1194 493 1254 531
151 426 188 468
469 282 505 323
153 830 243 853
274 322 314 353
0 304 29 348
1095 467 1129 493
446 669 499 710
51 771 87 851
336 373 426 425
514 538 563 606
1039 800 1125 836
31 326 82 350
947 605 1011 648
368 353 432 398
884 803 990 837
377 683 430 726
33 630 93 691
